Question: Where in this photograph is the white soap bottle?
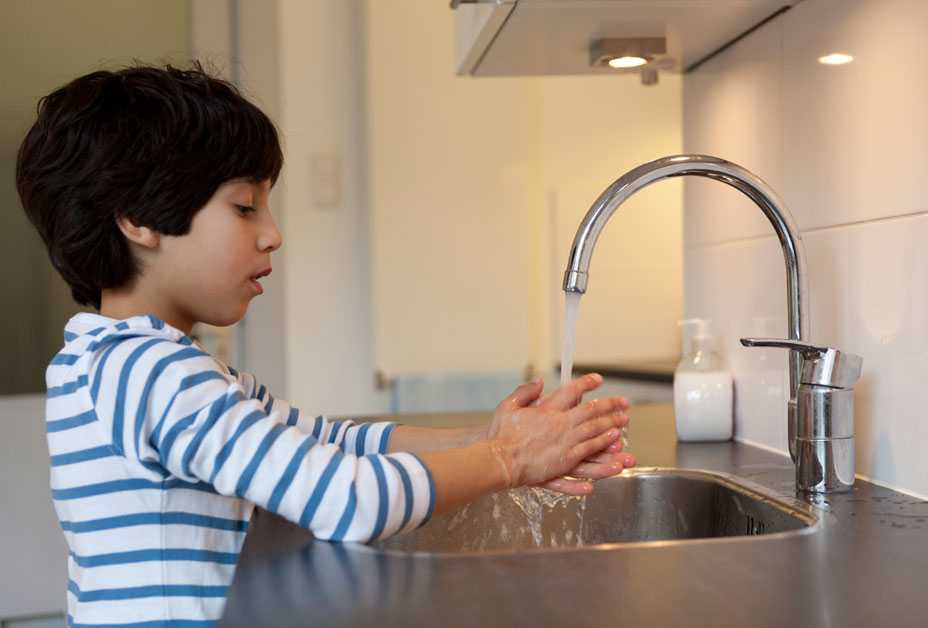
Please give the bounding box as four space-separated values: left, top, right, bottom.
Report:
674 319 733 441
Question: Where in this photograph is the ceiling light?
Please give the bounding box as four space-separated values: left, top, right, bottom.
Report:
608 56 648 69
589 37 666 68
818 53 854 65
589 38 672 86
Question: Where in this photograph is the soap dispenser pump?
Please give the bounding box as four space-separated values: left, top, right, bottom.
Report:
674 318 733 441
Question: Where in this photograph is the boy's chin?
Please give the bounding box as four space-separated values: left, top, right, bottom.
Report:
198 304 248 328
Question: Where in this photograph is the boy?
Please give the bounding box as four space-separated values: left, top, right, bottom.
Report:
16 63 634 627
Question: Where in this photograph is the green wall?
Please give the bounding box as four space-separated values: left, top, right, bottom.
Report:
1 0 191 395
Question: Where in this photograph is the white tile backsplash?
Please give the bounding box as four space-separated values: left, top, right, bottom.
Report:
685 237 790 451
687 216 928 497
683 11 783 246
684 0 928 498
803 216 928 496
782 0 928 230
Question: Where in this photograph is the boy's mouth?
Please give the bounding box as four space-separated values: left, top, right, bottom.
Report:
250 267 272 294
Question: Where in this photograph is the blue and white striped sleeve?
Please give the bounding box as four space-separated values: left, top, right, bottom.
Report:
226 366 396 456
92 338 435 542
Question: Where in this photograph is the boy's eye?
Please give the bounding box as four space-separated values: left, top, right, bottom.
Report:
236 204 256 215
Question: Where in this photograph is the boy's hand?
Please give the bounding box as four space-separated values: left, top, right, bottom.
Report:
542 447 637 496
486 374 632 490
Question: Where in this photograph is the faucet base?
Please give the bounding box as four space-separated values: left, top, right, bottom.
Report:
796 437 855 493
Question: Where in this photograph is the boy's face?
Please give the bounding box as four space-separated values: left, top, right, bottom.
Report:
156 177 281 330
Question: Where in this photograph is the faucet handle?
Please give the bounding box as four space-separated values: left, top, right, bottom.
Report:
740 337 863 389
740 337 828 356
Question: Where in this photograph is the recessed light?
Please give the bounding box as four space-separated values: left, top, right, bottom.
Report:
608 56 648 69
818 53 854 65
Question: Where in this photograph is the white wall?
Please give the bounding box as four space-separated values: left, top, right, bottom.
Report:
277 0 387 415
234 1 289 401
366 1 683 381
683 0 928 498
365 1 543 378
539 77 683 368
270 0 682 415
186 0 292 401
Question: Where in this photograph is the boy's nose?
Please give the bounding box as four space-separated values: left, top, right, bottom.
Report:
259 214 283 252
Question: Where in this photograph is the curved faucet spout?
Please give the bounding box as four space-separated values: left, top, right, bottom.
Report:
562 154 808 461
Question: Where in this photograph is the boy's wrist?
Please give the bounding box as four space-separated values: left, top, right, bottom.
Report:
448 424 490 448
467 423 490 445
468 440 513 492
487 441 515 489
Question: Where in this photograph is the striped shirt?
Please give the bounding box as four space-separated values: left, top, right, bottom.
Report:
47 312 435 627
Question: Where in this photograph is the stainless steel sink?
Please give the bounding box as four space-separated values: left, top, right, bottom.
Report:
372 468 818 555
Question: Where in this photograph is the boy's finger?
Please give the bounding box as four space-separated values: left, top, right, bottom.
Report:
567 459 625 480
568 396 628 425
568 451 637 479
575 415 622 444
584 451 625 465
541 373 603 410
535 380 630 412
541 477 594 496
587 395 630 412
497 379 544 411
530 390 552 407
570 428 621 463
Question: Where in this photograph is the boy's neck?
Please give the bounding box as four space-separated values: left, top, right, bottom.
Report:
100 286 196 336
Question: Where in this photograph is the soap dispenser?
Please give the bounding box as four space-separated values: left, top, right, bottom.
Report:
674 319 733 441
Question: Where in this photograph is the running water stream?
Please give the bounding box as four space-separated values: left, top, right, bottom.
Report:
498 291 634 548
508 486 588 547
496 293 589 548
560 292 582 387
560 292 629 449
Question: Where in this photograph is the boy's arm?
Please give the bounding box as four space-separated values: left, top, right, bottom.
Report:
98 343 433 542
227 366 397 456
386 425 486 453
103 342 626 540
226 367 635 493
222 367 613 500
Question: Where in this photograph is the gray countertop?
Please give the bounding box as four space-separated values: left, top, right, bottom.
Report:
218 404 928 628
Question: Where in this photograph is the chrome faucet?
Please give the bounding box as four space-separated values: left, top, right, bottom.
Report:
562 154 862 493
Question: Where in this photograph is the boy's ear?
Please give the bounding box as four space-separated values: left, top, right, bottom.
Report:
115 215 160 249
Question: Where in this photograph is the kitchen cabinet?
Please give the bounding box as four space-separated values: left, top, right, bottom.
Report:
453 0 797 76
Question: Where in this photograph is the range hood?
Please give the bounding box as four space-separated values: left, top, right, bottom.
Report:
453 0 797 78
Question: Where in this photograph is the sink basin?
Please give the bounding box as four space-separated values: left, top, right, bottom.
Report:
372 468 818 555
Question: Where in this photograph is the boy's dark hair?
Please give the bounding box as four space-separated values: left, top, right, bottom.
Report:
16 61 283 310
